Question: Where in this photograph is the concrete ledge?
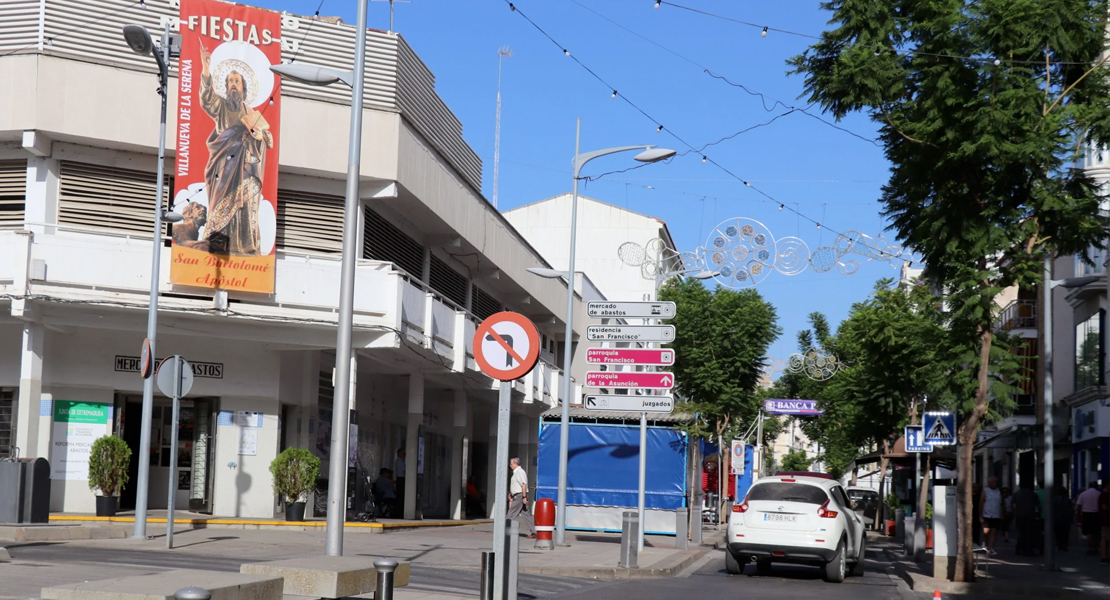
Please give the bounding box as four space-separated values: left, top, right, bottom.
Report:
0 546 10 561
241 557 410 599
49 516 490 534
41 569 283 600
519 542 714 580
0 524 129 542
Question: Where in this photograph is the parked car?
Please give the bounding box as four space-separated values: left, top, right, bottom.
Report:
726 473 866 583
846 487 880 525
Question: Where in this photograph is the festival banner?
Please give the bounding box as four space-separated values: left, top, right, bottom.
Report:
171 0 282 294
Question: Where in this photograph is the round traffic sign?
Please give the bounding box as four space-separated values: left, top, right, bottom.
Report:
156 356 194 398
473 311 540 381
140 338 154 379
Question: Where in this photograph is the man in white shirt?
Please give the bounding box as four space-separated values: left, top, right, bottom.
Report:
1076 482 1102 555
507 457 535 537
394 449 407 511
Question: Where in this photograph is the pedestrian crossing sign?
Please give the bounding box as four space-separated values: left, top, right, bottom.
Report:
923 411 956 446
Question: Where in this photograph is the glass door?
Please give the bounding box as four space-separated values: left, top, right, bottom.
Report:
188 398 218 513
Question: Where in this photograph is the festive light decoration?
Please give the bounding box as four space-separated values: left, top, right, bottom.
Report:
788 347 844 381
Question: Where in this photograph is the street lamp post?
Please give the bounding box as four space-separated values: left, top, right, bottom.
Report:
1041 260 1099 571
270 0 368 557
121 22 182 540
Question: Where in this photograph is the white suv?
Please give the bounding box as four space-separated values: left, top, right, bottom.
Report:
725 472 866 582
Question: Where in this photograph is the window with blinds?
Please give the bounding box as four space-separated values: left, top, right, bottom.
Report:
0 388 13 459
0 161 25 228
429 254 468 307
472 284 502 320
363 207 425 277
276 189 344 254
59 162 170 235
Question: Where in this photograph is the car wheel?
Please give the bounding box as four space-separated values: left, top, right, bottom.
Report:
850 534 866 576
725 550 744 575
824 539 846 583
755 559 772 576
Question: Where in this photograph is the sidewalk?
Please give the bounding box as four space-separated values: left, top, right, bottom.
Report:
0 521 720 599
873 532 1110 598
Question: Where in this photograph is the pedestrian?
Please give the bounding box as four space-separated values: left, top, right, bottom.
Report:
1099 482 1109 563
1001 486 1013 543
1076 482 1102 555
972 483 983 546
980 476 1003 555
465 475 485 518
1012 482 1041 557
507 457 535 537
1053 485 1073 552
373 468 398 517
393 448 407 506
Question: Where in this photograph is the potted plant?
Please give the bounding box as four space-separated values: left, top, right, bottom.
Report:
270 447 320 521
88 435 132 517
885 493 900 536
924 501 934 549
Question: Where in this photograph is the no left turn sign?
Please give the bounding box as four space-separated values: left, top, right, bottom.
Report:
473 311 541 381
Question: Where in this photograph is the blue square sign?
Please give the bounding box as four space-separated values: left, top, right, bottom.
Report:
923 411 957 446
905 425 933 453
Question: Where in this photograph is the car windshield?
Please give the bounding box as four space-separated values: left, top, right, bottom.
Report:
849 491 877 500
747 482 829 505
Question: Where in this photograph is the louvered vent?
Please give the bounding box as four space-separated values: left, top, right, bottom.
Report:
363 207 424 277
0 388 12 459
0 161 25 228
276 189 344 254
59 162 170 235
472 285 502 320
429 255 468 307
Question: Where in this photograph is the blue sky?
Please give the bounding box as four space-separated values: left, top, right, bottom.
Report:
253 0 902 368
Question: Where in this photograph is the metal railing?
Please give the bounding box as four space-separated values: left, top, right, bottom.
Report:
997 299 1037 331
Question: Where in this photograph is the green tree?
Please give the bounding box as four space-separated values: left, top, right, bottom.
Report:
781 448 813 472
660 279 781 442
789 1 1109 578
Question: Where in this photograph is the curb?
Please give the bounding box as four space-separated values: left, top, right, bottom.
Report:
47 515 491 533
519 538 719 580
0 546 10 560
881 547 1110 597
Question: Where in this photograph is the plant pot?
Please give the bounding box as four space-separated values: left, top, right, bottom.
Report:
926 528 934 549
886 520 896 536
285 501 306 522
95 495 118 517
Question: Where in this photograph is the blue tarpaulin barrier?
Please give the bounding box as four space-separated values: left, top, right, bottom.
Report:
536 423 687 510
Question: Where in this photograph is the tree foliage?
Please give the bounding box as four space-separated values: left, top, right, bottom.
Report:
660 278 781 441
790 0 1110 580
781 448 814 472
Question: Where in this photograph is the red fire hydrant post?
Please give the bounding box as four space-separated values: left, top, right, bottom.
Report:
534 497 555 550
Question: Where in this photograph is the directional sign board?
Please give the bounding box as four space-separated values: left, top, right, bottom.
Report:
586 348 675 366
586 325 675 343
587 301 676 319
473 312 541 381
583 395 674 413
923 411 957 446
904 425 933 453
586 371 674 389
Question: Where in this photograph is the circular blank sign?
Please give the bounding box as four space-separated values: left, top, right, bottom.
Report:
156 356 194 398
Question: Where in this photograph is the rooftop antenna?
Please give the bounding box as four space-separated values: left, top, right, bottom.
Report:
493 46 512 209
371 0 410 33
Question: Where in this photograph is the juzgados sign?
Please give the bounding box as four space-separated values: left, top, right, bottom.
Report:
763 399 823 416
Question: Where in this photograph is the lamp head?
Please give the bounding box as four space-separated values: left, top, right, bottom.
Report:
691 271 719 280
270 63 346 86
634 147 677 163
162 211 184 224
122 25 155 56
527 267 568 279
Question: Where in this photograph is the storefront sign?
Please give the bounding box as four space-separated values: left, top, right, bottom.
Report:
115 356 223 379
50 401 111 480
171 0 283 293
1072 401 1109 444
763 399 823 416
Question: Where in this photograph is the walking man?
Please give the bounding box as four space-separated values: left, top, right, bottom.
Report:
507 457 535 537
1077 482 1102 555
1012 482 1041 556
980 476 1003 555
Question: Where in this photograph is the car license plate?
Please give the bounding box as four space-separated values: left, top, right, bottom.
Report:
763 514 797 522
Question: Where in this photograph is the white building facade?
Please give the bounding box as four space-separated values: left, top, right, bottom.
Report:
0 0 588 519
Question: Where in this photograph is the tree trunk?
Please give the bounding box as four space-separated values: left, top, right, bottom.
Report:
875 440 891 531
918 453 931 528
954 327 994 583
850 466 859 487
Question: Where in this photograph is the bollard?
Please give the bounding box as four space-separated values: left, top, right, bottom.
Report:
675 507 689 549
174 588 211 600
691 491 703 545
507 520 519 600
619 511 639 569
533 497 555 550
374 558 399 600
479 551 494 600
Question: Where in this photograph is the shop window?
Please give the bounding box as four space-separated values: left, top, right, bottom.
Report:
0 388 13 458
1075 245 1107 277
1075 310 1105 390
429 254 468 307
362 207 425 277
58 162 171 236
276 189 343 254
0 161 25 229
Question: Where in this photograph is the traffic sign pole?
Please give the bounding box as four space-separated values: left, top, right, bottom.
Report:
167 357 181 549
491 380 511 600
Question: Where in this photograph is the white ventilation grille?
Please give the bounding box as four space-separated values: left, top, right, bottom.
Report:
276 189 344 254
59 162 170 236
0 161 26 228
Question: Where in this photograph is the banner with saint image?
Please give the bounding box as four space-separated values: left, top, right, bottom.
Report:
171 0 281 294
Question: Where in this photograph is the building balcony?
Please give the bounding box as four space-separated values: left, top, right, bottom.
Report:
996 299 1036 334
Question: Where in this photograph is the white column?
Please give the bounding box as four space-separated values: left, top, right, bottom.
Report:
23 154 59 236
450 390 467 520
404 374 423 520
487 408 499 518
15 322 45 458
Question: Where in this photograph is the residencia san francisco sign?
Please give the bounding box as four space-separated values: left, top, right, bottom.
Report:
586 325 675 343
